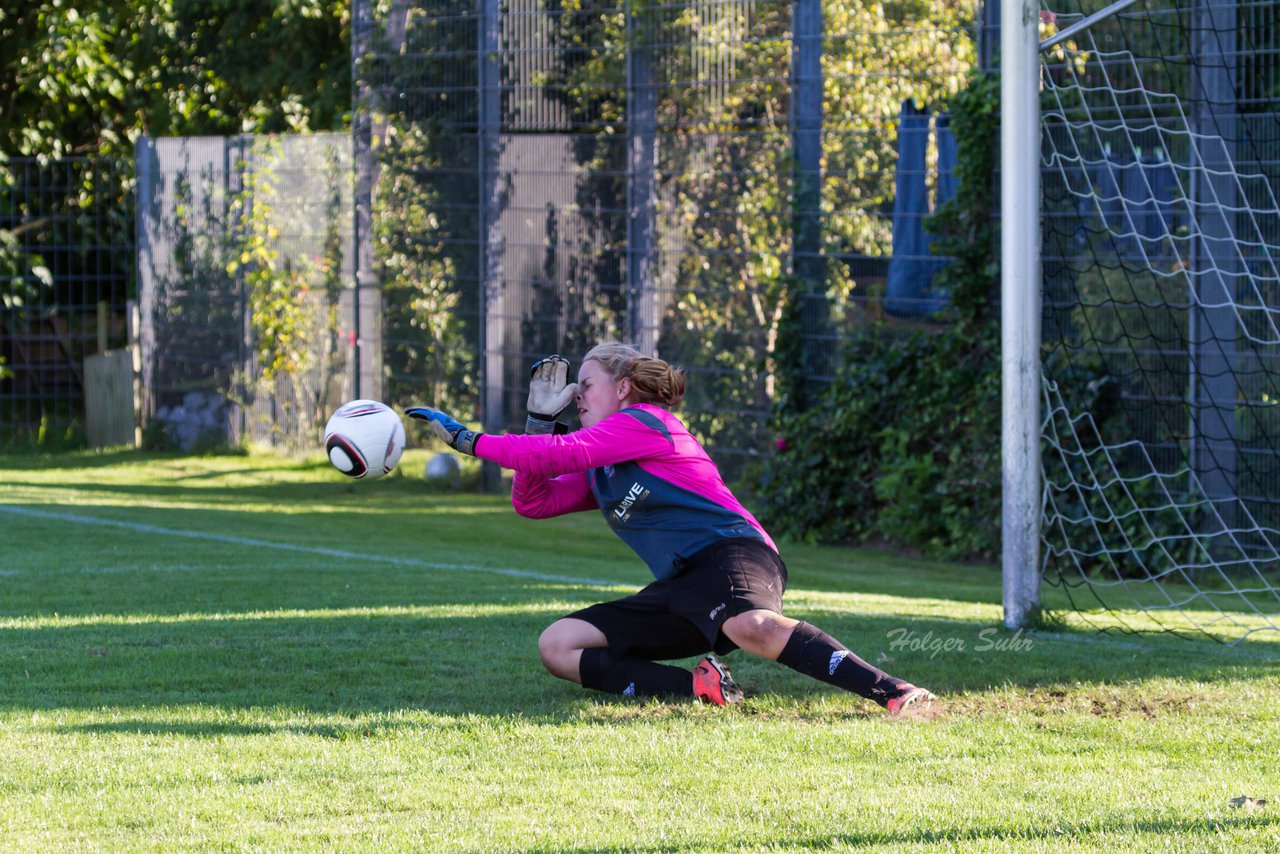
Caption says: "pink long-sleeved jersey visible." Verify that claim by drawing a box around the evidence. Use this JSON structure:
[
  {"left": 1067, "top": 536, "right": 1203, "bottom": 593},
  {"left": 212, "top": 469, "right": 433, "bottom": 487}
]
[{"left": 475, "top": 403, "right": 776, "bottom": 580}]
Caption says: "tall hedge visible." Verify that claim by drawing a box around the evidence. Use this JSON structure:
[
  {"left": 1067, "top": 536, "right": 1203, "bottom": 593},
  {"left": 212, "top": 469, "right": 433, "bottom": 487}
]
[{"left": 756, "top": 72, "right": 1002, "bottom": 559}]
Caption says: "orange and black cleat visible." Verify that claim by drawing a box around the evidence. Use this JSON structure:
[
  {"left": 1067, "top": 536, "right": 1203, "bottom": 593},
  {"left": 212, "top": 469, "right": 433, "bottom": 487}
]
[
  {"left": 886, "top": 684, "right": 937, "bottom": 717},
  {"left": 692, "top": 655, "right": 744, "bottom": 706}
]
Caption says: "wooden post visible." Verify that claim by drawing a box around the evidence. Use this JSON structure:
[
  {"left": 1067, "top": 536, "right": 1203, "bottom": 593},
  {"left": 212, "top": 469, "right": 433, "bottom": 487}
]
[
  {"left": 84, "top": 348, "right": 137, "bottom": 448},
  {"left": 129, "top": 300, "right": 142, "bottom": 447},
  {"left": 97, "top": 301, "right": 109, "bottom": 353}
]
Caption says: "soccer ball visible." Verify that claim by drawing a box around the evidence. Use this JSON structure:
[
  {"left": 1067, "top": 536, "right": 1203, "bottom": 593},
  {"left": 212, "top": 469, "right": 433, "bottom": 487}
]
[
  {"left": 323, "top": 400, "right": 405, "bottom": 479},
  {"left": 425, "top": 451, "right": 461, "bottom": 485}
]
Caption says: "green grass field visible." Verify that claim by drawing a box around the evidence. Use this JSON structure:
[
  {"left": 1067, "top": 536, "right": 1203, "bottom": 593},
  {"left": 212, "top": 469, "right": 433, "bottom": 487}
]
[{"left": 1, "top": 449, "right": 1277, "bottom": 851}]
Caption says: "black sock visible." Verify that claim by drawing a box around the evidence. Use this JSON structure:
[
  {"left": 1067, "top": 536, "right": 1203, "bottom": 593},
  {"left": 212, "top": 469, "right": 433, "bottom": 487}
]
[
  {"left": 578, "top": 648, "right": 692, "bottom": 698},
  {"left": 776, "top": 622, "right": 907, "bottom": 706}
]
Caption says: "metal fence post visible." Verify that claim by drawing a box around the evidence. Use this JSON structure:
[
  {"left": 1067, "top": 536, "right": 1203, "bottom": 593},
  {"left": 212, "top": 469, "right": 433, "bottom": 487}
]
[
  {"left": 478, "top": 0, "right": 503, "bottom": 489},
  {"left": 230, "top": 135, "right": 250, "bottom": 444},
  {"left": 979, "top": 0, "right": 1000, "bottom": 75},
  {"left": 135, "top": 136, "right": 157, "bottom": 429},
  {"left": 791, "top": 0, "right": 824, "bottom": 397},
  {"left": 627, "top": 0, "right": 658, "bottom": 355},
  {"left": 352, "top": 0, "right": 374, "bottom": 404},
  {"left": 1190, "top": 0, "right": 1239, "bottom": 532}
]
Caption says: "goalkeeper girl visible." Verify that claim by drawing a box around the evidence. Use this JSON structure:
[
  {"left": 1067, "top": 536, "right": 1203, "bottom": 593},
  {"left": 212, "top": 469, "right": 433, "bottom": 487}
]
[{"left": 409, "top": 343, "right": 935, "bottom": 715}]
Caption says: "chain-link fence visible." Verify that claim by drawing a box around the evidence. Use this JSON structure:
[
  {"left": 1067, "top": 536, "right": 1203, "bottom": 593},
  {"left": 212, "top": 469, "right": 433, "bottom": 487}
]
[
  {"left": 135, "top": 134, "right": 356, "bottom": 451},
  {"left": 1040, "top": 0, "right": 1280, "bottom": 536},
  {"left": 4, "top": 1, "right": 992, "bottom": 465},
  {"left": 1, "top": 157, "right": 134, "bottom": 446},
  {"left": 358, "top": 0, "right": 988, "bottom": 475}
]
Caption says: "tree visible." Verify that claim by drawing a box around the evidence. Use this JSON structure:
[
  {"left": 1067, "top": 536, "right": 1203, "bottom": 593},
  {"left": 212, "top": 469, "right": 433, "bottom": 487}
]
[
  {"left": 1, "top": 1, "right": 350, "bottom": 304},
  {"left": 533, "top": 0, "right": 975, "bottom": 469},
  {"left": 1, "top": 1, "right": 352, "bottom": 440},
  {"left": 1, "top": 1, "right": 350, "bottom": 157}
]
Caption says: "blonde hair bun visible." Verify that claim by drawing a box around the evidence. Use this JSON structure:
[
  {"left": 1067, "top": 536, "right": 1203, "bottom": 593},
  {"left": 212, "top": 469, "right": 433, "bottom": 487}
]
[{"left": 583, "top": 342, "right": 686, "bottom": 407}]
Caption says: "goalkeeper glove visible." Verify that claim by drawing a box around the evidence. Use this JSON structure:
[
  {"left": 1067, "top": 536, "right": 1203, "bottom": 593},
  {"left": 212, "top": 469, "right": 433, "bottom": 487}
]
[
  {"left": 526, "top": 355, "right": 579, "bottom": 435},
  {"left": 405, "top": 406, "right": 481, "bottom": 456}
]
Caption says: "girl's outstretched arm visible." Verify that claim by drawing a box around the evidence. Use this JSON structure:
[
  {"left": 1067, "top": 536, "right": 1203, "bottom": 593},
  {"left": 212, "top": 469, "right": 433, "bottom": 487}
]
[
  {"left": 510, "top": 469, "right": 597, "bottom": 518},
  {"left": 476, "top": 408, "right": 673, "bottom": 478}
]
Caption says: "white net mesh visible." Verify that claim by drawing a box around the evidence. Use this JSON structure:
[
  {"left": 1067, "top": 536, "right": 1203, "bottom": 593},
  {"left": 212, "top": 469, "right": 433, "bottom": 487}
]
[{"left": 1038, "top": 0, "right": 1280, "bottom": 641}]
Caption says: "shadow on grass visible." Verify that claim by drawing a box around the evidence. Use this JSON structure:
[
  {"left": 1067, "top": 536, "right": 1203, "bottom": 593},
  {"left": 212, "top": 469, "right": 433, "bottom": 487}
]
[
  {"left": 4, "top": 609, "right": 580, "bottom": 721},
  {"left": 4, "top": 603, "right": 1276, "bottom": 736},
  {"left": 53, "top": 718, "right": 436, "bottom": 740},
  {"left": 2, "top": 470, "right": 463, "bottom": 505},
  {"left": 0, "top": 448, "right": 250, "bottom": 471},
  {"left": 514, "top": 814, "right": 1280, "bottom": 852},
  {"left": 3, "top": 492, "right": 1277, "bottom": 732}
]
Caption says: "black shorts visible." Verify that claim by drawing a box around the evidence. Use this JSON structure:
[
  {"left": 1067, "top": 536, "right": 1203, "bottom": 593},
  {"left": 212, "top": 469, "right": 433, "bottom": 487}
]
[{"left": 567, "top": 537, "right": 788, "bottom": 660}]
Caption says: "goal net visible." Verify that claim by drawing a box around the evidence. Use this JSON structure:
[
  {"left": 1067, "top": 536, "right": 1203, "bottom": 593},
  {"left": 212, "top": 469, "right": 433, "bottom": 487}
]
[{"left": 1038, "top": 0, "right": 1280, "bottom": 641}]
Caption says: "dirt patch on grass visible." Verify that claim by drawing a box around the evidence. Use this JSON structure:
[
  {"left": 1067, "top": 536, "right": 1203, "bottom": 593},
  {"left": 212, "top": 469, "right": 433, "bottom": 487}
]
[
  {"left": 946, "top": 685, "right": 1214, "bottom": 719},
  {"left": 571, "top": 683, "right": 1234, "bottom": 724}
]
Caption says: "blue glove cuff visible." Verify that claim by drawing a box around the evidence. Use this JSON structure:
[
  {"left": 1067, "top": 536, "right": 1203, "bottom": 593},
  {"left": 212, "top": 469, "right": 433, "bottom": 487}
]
[{"left": 455, "top": 429, "right": 480, "bottom": 456}]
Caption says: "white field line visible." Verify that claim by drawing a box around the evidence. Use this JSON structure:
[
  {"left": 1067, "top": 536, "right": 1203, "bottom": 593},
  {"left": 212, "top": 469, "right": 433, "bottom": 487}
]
[{"left": 0, "top": 504, "right": 620, "bottom": 588}]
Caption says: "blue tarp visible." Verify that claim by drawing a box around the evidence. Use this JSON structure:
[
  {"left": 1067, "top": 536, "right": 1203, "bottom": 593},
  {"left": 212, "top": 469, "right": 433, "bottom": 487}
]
[
  {"left": 1087, "top": 147, "right": 1181, "bottom": 255},
  {"left": 886, "top": 101, "right": 957, "bottom": 318},
  {"left": 1123, "top": 151, "right": 1180, "bottom": 243}
]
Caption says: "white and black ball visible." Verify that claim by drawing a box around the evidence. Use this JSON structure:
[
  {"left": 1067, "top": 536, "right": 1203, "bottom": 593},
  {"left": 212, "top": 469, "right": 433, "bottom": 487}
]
[
  {"left": 425, "top": 451, "right": 462, "bottom": 485},
  {"left": 323, "top": 400, "right": 405, "bottom": 479}
]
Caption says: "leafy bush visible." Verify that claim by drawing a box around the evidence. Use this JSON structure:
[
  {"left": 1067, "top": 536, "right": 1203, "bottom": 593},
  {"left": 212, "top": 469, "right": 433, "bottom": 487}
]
[
  {"left": 760, "top": 323, "right": 1001, "bottom": 558},
  {"left": 756, "top": 73, "right": 1001, "bottom": 559}
]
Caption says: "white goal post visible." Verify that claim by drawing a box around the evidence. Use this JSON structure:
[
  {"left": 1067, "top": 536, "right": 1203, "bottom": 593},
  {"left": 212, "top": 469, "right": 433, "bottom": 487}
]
[
  {"left": 1002, "top": 0, "right": 1048, "bottom": 629},
  {"left": 1003, "top": 0, "right": 1140, "bottom": 629}
]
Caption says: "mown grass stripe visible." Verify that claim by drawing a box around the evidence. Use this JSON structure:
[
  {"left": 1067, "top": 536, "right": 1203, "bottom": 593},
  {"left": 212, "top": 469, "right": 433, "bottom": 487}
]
[{"left": 0, "top": 503, "right": 617, "bottom": 588}]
